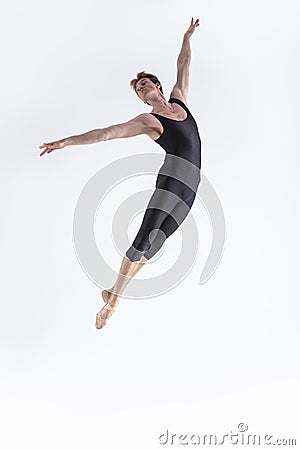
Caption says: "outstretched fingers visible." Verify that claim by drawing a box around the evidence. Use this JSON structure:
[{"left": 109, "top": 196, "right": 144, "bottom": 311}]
[
  {"left": 186, "top": 17, "right": 200, "bottom": 36},
  {"left": 38, "top": 139, "right": 66, "bottom": 156}
]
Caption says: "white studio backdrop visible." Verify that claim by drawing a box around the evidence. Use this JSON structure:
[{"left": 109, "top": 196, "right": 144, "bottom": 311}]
[{"left": 1, "top": 0, "right": 299, "bottom": 449}]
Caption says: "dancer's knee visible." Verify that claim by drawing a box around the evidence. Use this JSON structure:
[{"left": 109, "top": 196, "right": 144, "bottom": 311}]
[
  {"left": 143, "top": 229, "right": 167, "bottom": 260},
  {"left": 126, "top": 229, "right": 166, "bottom": 262},
  {"left": 125, "top": 236, "right": 151, "bottom": 262}
]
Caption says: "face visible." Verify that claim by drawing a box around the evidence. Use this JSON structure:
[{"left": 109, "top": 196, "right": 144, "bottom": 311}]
[{"left": 135, "top": 77, "right": 160, "bottom": 103}]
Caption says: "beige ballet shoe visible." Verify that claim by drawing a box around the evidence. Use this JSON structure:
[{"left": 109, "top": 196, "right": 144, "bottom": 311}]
[
  {"left": 95, "top": 301, "right": 116, "bottom": 329},
  {"left": 102, "top": 289, "right": 110, "bottom": 304},
  {"left": 101, "top": 289, "right": 120, "bottom": 307}
]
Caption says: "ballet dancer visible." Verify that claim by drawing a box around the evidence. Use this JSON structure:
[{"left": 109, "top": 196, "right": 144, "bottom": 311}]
[{"left": 39, "top": 17, "right": 201, "bottom": 330}]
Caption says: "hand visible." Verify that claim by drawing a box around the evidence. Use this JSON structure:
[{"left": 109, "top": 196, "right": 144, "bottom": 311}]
[
  {"left": 39, "top": 138, "right": 67, "bottom": 156},
  {"left": 184, "top": 17, "right": 200, "bottom": 39}
]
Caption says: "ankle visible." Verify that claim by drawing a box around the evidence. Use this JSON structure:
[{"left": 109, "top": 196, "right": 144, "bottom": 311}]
[{"left": 108, "top": 292, "right": 120, "bottom": 307}]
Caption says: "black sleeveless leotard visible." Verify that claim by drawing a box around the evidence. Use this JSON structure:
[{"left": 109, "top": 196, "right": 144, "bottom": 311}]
[{"left": 125, "top": 97, "right": 201, "bottom": 262}]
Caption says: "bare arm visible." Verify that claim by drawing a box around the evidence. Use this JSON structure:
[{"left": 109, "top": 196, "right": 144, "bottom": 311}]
[
  {"left": 170, "top": 17, "right": 200, "bottom": 102},
  {"left": 39, "top": 114, "right": 149, "bottom": 156}
]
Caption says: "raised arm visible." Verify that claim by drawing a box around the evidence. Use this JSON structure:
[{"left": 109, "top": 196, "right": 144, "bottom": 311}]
[
  {"left": 170, "top": 17, "right": 200, "bottom": 102},
  {"left": 39, "top": 114, "right": 150, "bottom": 156}
]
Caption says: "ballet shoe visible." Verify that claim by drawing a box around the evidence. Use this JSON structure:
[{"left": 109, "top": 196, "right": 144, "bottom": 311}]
[
  {"left": 101, "top": 289, "right": 120, "bottom": 307},
  {"left": 102, "top": 289, "right": 110, "bottom": 304},
  {"left": 95, "top": 302, "right": 116, "bottom": 330}
]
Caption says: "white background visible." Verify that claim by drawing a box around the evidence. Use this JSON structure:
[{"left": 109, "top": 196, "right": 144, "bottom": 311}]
[{"left": 1, "top": 0, "right": 299, "bottom": 448}]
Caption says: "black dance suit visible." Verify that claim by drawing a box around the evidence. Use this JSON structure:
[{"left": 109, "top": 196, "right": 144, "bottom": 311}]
[{"left": 125, "top": 97, "right": 201, "bottom": 261}]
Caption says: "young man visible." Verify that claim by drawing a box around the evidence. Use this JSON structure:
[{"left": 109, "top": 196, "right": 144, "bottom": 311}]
[{"left": 39, "top": 18, "right": 201, "bottom": 330}]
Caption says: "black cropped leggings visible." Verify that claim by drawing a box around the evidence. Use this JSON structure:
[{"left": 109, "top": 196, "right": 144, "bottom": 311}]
[{"left": 125, "top": 174, "right": 199, "bottom": 262}]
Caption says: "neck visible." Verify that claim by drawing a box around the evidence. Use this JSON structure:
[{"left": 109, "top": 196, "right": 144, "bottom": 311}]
[{"left": 147, "top": 93, "right": 172, "bottom": 113}]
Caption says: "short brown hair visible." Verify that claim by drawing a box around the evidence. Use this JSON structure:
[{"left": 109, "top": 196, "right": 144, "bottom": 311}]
[{"left": 130, "top": 71, "right": 164, "bottom": 98}]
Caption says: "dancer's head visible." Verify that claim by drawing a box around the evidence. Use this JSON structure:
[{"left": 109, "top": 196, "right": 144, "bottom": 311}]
[{"left": 130, "top": 71, "right": 164, "bottom": 105}]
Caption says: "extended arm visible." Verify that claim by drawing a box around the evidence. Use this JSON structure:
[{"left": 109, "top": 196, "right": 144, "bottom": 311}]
[
  {"left": 170, "top": 17, "right": 200, "bottom": 101},
  {"left": 66, "top": 114, "right": 149, "bottom": 144},
  {"left": 39, "top": 114, "right": 149, "bottom": 156}
]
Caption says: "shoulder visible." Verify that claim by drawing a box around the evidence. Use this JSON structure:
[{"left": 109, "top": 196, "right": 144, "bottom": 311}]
[
  {"left": 132, "top": 112, "right": 155, "bottom": 126},
  {"left": 133, "top": 112, "right": 160, "bottom": 128},
  {"left": 133, "top": 113, "right": 163, "bottom": 142},
  {"left": 169, "top": 86, "right": 188, "bottom": 107},
  {"left": 127, "top": 112, "right": 164, "bottom": 129}
]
